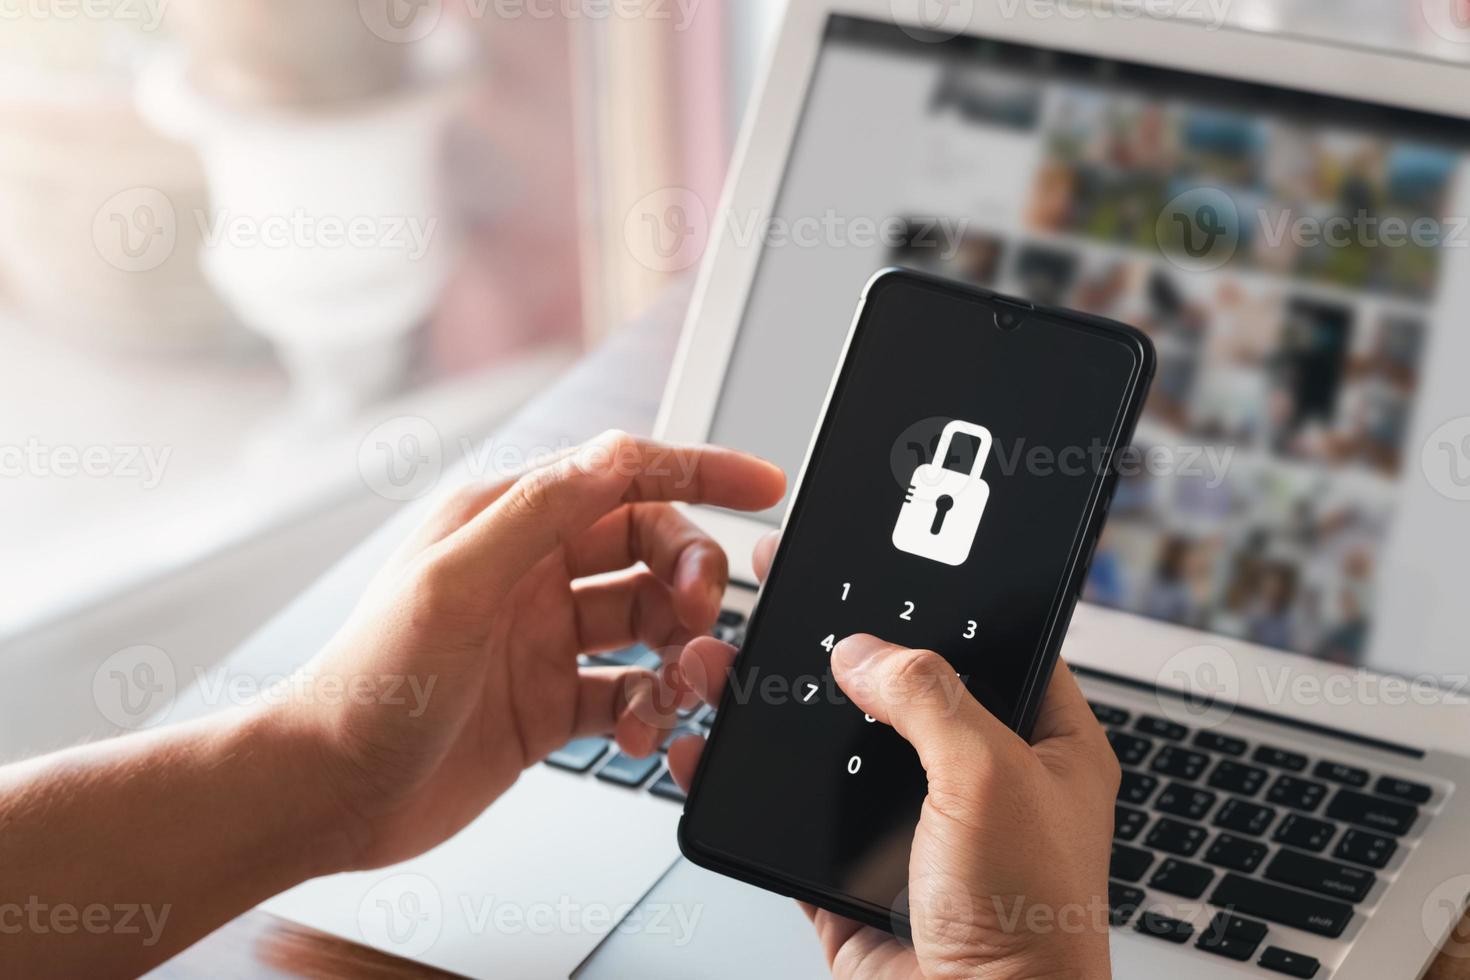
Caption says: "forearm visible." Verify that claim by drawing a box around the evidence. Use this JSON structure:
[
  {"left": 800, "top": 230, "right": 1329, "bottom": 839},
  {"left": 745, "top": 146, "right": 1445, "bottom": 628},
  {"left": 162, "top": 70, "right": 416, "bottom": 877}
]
[{"left": 0, "top": 707, "right": 352, "bottom": 978}]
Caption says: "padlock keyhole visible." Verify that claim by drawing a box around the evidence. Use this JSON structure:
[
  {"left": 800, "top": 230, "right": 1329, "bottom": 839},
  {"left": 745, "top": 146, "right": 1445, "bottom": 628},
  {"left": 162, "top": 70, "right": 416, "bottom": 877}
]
[{"left": 931, "top": 495, "right": 955, "bottom": 535}]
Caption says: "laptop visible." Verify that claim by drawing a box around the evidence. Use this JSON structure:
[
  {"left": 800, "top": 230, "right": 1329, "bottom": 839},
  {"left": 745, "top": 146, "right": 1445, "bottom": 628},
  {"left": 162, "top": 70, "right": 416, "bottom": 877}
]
[
  {"left": 172, "top": 5, "right": 1470, "bottom": 979},
  {"left": 589, "top": 5, "right": 1470, "bottom": 979}
]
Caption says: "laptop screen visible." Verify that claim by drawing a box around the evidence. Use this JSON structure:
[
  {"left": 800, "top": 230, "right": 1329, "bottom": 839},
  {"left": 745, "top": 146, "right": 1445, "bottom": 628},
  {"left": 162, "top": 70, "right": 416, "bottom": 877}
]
[{"left": 707, "top": 15, "right": 1470, "bottom": 680}]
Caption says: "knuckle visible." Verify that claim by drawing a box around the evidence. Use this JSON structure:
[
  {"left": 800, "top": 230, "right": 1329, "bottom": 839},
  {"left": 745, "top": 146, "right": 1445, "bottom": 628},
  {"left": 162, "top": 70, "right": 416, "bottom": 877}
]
[
  {"left": 925, "top": 765, "right": 994, "bottom": 827},
  {"left": 886, "top": 648, "right": 954, "bottom": 706},
  {"left": 1096, "top": 748, "right": 1123, "bottom": 797},
  {"left": 403, "top": 556, "right": 466, "bottom": 629},
  {"left": 504, "top": 463, "right": 565, "bottom": 518},
  {"left": 436, "top": 481, "right": 491, "bottom": 525}
]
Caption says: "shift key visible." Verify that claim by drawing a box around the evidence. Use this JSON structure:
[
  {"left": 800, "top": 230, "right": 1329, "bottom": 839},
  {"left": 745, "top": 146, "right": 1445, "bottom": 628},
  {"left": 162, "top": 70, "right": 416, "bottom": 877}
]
[{"left": 1210, "top": 874, "right": 1353, "bottom": 938}]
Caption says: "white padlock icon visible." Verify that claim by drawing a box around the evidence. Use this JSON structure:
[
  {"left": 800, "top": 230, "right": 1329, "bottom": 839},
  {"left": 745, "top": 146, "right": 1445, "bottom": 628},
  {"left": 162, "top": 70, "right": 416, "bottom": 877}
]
[{"left": 892, "top": 419, "right": 993, "bottom": 566}]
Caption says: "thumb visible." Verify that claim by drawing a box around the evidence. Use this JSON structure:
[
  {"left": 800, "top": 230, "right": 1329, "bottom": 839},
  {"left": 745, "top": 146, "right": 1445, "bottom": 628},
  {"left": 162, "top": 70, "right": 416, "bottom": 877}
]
[{"left": 831, "top": 635, "right": 1024, "bottom": 780}]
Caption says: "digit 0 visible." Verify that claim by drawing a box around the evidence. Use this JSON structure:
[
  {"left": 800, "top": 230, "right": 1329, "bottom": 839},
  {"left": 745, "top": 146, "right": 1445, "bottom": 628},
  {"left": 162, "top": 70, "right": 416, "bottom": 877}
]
[{"left": 847, "top": 755, "right": 862, "bottom": 775}]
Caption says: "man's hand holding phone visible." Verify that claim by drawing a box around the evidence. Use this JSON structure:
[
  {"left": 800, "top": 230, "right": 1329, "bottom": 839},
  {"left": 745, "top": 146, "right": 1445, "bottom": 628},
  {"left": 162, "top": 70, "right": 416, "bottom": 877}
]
[{"left": 668, "top": 532, "right": 1121, "bottom": 980}]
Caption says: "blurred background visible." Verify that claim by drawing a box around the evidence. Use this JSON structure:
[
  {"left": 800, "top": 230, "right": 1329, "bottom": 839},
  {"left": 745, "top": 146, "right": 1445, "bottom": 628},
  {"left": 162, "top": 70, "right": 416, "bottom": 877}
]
[
  {"left": 5, "top": 0, "right": 1470, "bottom": 757},
  {"left": 0, "top": 0, "right": 784, "bottom": 753}
]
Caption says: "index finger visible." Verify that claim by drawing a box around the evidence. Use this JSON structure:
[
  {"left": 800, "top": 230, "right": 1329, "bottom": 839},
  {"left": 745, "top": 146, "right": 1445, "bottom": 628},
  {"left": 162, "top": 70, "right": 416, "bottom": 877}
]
[
  {"left": 1029, "top": 659, "right": 1104, "bottom": 746},
  {"left": 439, "top": 431, "right": 785, "bottom": 597}
]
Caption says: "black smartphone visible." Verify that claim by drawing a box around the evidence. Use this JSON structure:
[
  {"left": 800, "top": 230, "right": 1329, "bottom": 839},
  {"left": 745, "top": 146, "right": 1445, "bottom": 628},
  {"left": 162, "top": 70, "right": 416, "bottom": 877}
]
[{"left": 679, "top": 268, "right": 1155, "bottom": 932}]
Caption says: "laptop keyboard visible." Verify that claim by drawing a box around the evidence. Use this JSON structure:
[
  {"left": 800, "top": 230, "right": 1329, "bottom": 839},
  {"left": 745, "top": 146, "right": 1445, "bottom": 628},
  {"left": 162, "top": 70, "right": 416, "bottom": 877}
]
[
  {"left": 545, "top": 612, "right": 1442, "bottom": 978},
  {"left": 542, "top": 608, "right": 746, "bottom": 802},
  {"left": 1094, "top": 699, "right": 1437, "bottom": 977}
]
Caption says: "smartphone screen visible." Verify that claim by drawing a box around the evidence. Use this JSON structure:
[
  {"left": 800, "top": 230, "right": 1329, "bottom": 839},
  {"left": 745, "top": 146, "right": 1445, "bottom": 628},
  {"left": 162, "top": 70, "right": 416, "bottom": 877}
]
[{"left": 681, "top": 270, "right": 1153, "bottom": 925}]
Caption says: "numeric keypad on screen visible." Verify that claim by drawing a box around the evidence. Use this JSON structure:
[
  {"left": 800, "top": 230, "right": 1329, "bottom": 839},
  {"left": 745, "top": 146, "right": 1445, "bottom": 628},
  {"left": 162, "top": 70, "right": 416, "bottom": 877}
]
[{"left": 811, "top": 579, "right": 979, "bottom": 779}]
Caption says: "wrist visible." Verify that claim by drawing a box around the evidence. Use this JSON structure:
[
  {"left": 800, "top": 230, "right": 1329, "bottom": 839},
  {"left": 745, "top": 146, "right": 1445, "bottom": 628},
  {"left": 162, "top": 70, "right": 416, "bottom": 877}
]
[{"left": 227, "top": 704, "right": 369, "bottom": 881}]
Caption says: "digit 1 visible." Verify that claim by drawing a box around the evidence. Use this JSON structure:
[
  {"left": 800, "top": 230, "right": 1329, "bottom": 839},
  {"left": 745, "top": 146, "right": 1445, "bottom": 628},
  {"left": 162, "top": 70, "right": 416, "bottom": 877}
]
[
  {"left": 847, "top": 755, "right": 862, "bottom": 775},
  {"left": 841, "top": 582, "right": 851, "bottom": 601}
]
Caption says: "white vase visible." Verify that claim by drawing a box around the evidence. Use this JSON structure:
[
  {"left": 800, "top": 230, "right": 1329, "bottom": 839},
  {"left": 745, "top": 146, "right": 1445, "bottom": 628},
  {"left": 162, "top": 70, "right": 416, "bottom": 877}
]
[{"left": 136, "top": 42, "right": 475, "bottom": 422}]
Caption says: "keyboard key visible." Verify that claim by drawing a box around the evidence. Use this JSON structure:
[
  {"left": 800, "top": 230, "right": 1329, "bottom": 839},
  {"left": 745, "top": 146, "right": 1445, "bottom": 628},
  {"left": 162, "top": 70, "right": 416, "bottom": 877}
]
[
  {"left": 1267, "top": 775, "right": 1328, "bottom": 813},
  {"left": 1214, "top": 798, "right": 1276, "bottom": 837},
  {"left": 595, "top": 752, "right": 660, "bottom": 787},
  {"left": 1273, "top": 813, "right": 1336, "bottom": 853},
  {"left": 1313, "top": 760, "right": 1369, "bottom": 788},
  {"left": 1090, "top": 701, "right": 1131, "bottom": 726},
  {"left": 596, "top": 644, "right": 662, "bottom": 668},
  {"left": 1110, "top": 843, "right": 1155, "bottom": 882},
  {"left": 1119, "top": 770, "right": 1159, "bottom": 805},
  {"left": 1196, "top": 911, "right": 1267, "bottom": 962},
  {"left": 1136, "top": 715, "right": 1188, "bottom": 741},
  {"left": 1266, "top": 849, "right": 1376, "bottom": 903},
  {"left": 1375, "top": 775, "right": 1432, "bottom": 805},
  {"left": 1194, "top": 731, "right": 1247, "bottom": 756},
  {"left": 1335, "top": 828, "right": 1397, "bottom": 869},
  {"left": 659, "top": 725, "right": 702, "bottom": 752},
  {"left": 1152, "top": 746, "right": 1210, "bottom": 781},
  {"left": 1150, "top": 858, "right": 1215, "bottom": 899},
  {"left": 1259, "top": 946, "right": 1321, "bottom": 978},
  {"left": 1146, "top": 818, "right": 1208, "bottom": 857},
  {"left": 546, "top": 737, "right": 610, "bottom": 773},
  {"left": 1109, "top": 731, "right": 1154, "bottom": 767},
  {"left": 649, "top": 769, "right": 686, "bottom": 802},
  {"left": 1205, "top": 833, "right": 1267, "bottom": 873},
  {"left": 714, "top": 610, "right": 746, "bottom": 644},
  {"left": 1107, "top": 882, "right": 1146, "bottom": 927},
  {"left": 1326, "top": 788, "right": 1419, "bottom": 836},
  {"left": 1114, "top": 805, "right": 1148, "bottom": 842},
  {"left": 1208, "top": 761, "right": 1268, "bottom": 796},
  {"left": 1134, "top": 910, "right": 1193, "bottom": 944},
  {"left": 1210, "top": 874, "right": 1353, "bottom": 938},
  {"left": 1253, "top": 745, "right": 1308, "bottom": 772},
  {"left": 1156, "top": 783, "right": 1217, "bottom": 821}
]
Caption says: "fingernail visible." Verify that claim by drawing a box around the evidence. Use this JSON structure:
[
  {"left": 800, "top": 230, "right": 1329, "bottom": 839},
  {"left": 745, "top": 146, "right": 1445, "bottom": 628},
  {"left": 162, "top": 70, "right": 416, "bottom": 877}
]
[{"left": 831, "top": 635, "right": 875, "bottom": 672}]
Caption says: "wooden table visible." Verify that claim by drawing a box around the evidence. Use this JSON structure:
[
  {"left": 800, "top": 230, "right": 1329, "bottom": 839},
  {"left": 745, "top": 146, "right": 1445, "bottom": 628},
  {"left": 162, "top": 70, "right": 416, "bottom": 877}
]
[{"left": 150, "top": 293, "right": 1470, "bottom": 978}]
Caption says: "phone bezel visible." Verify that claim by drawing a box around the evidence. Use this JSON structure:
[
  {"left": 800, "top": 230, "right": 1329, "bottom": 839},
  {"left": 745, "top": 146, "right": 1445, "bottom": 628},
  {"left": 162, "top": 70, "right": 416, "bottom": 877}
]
[{"left": 678, "top": 268, "right": 1157, "bottom": 933}]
